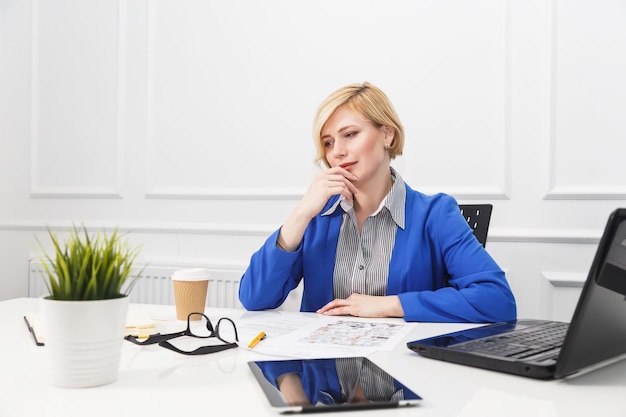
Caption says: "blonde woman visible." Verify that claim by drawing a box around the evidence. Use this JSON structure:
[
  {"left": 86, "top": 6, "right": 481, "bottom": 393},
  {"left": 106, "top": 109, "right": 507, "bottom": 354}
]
[{"left": 239, "top": 82, "right": 516, "bottom": 323}]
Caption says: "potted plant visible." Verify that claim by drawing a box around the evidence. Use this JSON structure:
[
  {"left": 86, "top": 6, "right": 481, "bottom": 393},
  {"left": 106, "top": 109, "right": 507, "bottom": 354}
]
[{"left": 36, "top": 224, "right": 144, "bottom": 388}]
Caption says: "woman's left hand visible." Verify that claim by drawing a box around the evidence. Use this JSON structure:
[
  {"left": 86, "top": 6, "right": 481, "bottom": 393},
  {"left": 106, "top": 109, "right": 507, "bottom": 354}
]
[{"left": 316, "top": 294, "right": 404, "bottom": 318}]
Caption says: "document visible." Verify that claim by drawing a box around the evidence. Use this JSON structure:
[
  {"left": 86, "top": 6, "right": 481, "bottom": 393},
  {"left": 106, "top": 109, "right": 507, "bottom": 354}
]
[{"left": 237, "top": 311, "right": 415, "bottom": 358}]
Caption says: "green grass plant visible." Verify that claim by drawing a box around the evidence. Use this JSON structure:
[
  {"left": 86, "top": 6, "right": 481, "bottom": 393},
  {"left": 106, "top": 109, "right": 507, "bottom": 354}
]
[{"left": 36, "top": 225, "right": 144, "bottom": 300}]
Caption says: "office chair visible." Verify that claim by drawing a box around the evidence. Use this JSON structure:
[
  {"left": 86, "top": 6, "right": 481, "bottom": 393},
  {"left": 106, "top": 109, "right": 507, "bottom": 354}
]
[{"left": 458, "top": 204, "right": 493, "bottom": 247}]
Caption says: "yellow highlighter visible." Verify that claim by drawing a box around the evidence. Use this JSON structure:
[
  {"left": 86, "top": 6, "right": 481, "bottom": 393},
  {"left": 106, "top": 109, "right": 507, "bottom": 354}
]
[{"left": 248, "top": 331, "right": 266, "bottom": 348}]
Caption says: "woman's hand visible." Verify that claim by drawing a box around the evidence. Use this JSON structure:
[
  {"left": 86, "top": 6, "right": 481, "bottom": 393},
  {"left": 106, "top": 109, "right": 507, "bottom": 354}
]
[
  {"left": 296, "top": 167, "right": 359, "bottom": 220},
  {"left": 316, "top": 294, "right": 404, "bottom": 318},
  {"left": 277, "top": 167, "right": 359, "bottom": 251}
]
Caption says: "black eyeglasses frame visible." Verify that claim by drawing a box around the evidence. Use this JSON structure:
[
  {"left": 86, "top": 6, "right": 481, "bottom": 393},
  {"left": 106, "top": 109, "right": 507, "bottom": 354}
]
[{"left": 125, "top": 312, "right": 239, "bottom": 355}]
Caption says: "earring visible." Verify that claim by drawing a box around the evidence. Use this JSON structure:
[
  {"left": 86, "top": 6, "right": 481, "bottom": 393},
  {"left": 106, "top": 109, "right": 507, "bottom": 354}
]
[{"left": 385, "top": 143, "right": 391, "bottom": 149}]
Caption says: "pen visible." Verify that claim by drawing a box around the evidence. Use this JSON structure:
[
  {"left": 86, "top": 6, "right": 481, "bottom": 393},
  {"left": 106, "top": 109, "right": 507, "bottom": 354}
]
[
  {"left": 248, "top": 331, "right": 266, "bottom": 348},
  {"left": 23, "top": 315, "right": 44, "bottom": 346}
]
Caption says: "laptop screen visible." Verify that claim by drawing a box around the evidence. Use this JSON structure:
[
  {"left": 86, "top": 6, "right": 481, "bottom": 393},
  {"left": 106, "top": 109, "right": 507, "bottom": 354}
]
[{"left": 555, "top": 210, "right": 626, "bottom": 378}]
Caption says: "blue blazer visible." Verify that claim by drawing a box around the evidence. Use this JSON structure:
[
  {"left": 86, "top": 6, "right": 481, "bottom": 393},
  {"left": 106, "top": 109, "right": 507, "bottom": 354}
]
[{"left": 239, "top": 184, "right": 516, "bottom": 323}]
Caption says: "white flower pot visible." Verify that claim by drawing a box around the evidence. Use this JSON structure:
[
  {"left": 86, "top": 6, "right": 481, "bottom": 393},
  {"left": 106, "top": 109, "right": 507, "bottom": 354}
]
[{"left": 40, "top": 296, "right": 130, "bottom": 388}]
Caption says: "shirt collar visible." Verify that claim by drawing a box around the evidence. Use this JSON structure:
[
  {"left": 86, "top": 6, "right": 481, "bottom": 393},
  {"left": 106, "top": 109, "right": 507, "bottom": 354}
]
[{"left": 321, "top": 167, "right": 406, "bottom": 229}]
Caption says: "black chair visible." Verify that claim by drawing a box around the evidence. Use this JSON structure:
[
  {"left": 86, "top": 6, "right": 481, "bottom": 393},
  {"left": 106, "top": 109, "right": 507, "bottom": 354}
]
[{"left": 458, "top": 204, "right": 493, "bottom": 247}]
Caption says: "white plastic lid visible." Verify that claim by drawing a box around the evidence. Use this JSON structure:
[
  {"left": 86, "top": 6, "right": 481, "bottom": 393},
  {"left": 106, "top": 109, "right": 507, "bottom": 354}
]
[{"left": 171, "top": 268, "right": 210, "bottom": 281}]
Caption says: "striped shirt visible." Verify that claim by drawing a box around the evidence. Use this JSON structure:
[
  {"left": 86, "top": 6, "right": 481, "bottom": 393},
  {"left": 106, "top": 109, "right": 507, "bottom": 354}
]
[{"left": 322, "top": 167, "right": 406, "bottom": 299}]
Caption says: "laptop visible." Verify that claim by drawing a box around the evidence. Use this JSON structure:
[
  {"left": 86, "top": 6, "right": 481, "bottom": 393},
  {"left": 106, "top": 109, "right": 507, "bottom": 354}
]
[
  {"left": 248, "top": 357, "right": 422, "bottom": 413},
  {"left": 407, "top": 208, "right": 626, "bottom": 379}
]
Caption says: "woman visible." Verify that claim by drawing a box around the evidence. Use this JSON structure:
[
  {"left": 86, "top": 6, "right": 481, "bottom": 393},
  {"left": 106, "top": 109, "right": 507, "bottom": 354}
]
[{"left": 238, "top": 82, "right": 516, "bottom": 322}]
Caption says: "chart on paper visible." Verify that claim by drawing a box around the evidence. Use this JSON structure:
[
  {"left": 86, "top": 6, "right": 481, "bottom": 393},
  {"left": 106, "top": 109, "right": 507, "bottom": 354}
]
[
  {"left": 300, "top": 320, "right": 406, "bottom": 347},
  {"left": 237, "top": 311, "right": 415, "bottom": 358}
]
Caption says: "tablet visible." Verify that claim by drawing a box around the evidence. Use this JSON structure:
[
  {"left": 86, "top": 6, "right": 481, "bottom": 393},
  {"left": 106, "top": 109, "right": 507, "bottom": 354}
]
[{"left": 248, "top": 357, "right": 422, "bottom": 413}]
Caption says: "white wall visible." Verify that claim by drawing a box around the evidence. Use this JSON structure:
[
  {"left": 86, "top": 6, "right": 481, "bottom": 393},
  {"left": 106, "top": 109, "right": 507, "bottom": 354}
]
[{"left": 1, "top": 0, "right": 625, "bottom": 320}]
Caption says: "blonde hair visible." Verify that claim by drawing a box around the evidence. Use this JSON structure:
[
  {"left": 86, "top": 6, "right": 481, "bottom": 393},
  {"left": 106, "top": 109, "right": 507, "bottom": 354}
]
[{"left": 312, "top": 82, "right": 404, "bottom": 168}]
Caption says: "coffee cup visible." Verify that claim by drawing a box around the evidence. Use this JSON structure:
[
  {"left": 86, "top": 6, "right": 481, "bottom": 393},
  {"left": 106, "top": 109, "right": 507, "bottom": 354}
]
[{"left": 171, "top": 268, "right": 210, "bottom": 321}]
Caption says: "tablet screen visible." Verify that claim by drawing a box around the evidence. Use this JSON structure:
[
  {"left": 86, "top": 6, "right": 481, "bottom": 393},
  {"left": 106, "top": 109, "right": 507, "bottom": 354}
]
[{"left": 248, "top": 357, "right": 422, "bottom": 413}]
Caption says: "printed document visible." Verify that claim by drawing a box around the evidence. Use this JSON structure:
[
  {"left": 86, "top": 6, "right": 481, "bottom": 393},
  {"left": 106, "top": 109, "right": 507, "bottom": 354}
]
[{"left": 236, "top": 310, "right": 415, "bottom": 358}]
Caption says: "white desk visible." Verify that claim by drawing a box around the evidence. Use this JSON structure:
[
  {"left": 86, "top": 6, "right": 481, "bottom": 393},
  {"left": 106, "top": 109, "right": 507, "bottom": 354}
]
[{"left": 2, "top": 297, "right": 625, "bottom": 417}]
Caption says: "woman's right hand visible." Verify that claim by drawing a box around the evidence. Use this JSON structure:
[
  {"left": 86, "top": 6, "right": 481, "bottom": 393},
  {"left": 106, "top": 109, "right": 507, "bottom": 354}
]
[
  {"left": 277, "top": 167, "right": 359, "bottom": 252},
  {"left": 296, "top": 167, "right": 359, "bottom": 220}
]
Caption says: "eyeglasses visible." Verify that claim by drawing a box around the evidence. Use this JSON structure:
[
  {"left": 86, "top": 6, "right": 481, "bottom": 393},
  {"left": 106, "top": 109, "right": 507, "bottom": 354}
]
[{"left": 125, "top": 312, "right": 239, "bottom": 355}]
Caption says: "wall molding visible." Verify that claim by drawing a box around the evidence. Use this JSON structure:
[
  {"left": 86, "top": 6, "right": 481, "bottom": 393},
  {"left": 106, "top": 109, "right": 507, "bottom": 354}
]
[
  {"left": 489, "top": 229, "right": 599, "bottom": 244},
  {"left": 418, "top": 186, "right": 511, "bottom": 201},
  {"left": 545, "top": 186, "right": 626, "bottom": 200},
  {"left": 0, "top": 220, "right": 278, "bottom": 237},
  {"left": 29, "top": 0, "right": 125, "bottom": 199},
  {"left": 145, "top": 186, "right": 511, "bottom": 201},
  {"left": 542, "top": 271, "right": 586, "bottom": 288},
  {"left": 545, "top": 0, "right": 626, "bottom": 201},
  {"left": 0, "top": 220, "right": 602, "bottom": 244},
  {"left": 29, "top": 187, "right": 123, "bottom": 199},
  {"left": 143, "top": 1, "right": 514, "bottom": 202},
  {"left": 503, "top": 0, "right": 513, "bottom": 200},
  {"left": 145, "top": 187, "right": 307, "bottom": 200}
]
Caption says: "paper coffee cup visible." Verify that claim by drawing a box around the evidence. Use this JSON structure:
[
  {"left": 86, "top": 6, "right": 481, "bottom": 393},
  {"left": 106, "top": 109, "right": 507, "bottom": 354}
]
[{"left": 171, "top": 268, "right": 210, "bottom": 321}]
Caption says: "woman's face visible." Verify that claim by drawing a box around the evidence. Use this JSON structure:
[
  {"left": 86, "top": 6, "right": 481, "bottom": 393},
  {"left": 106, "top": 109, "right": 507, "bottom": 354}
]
[{"left": 321, "top": 105, "right": 392, "bottom": 185}]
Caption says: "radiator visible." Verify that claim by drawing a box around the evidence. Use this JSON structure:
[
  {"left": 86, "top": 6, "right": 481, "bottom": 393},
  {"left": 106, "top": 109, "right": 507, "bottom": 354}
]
[{"left": 28, "top": 260, "right": 244, "bottom": 309}]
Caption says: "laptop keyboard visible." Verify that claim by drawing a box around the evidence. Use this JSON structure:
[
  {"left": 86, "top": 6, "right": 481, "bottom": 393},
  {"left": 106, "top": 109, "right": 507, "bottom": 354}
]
[{"left": 450, "top": 321, "right": 569, "bottom": 360}]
